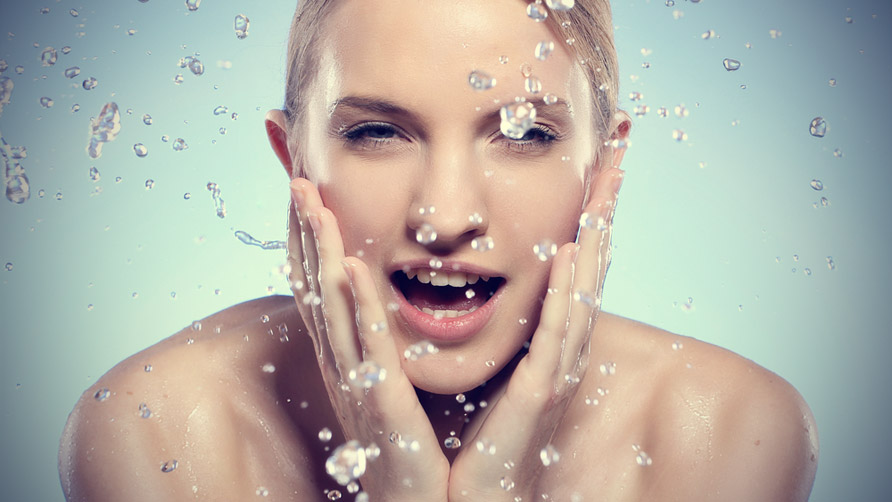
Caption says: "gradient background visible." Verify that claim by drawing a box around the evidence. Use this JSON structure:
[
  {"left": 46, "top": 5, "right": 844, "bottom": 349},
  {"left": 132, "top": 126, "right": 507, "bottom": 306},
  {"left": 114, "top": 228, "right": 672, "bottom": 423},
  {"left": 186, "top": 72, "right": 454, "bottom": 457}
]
[{"left": 1, "top": 0, "right": 889, "bottom": 500}]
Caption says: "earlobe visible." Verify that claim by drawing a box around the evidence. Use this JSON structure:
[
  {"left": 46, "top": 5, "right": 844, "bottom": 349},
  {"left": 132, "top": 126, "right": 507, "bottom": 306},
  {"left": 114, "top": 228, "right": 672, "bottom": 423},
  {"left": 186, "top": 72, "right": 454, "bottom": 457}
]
[{"left": 265, "top": 109, "right": 296, "bottom": 178}]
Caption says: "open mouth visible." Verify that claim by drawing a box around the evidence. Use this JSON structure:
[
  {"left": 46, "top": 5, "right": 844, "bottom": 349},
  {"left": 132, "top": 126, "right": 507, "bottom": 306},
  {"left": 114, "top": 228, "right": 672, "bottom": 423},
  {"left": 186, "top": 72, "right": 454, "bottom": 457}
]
[{"left": 391, "top": 268, "right": 505, "bottom": 318}]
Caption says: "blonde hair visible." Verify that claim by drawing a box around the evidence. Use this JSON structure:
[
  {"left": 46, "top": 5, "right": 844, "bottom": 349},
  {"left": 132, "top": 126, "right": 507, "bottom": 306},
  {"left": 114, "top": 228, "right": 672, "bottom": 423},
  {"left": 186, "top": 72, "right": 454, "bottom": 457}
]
[{"left": 283, "top": 1, "right": 620, "bottom": 152}]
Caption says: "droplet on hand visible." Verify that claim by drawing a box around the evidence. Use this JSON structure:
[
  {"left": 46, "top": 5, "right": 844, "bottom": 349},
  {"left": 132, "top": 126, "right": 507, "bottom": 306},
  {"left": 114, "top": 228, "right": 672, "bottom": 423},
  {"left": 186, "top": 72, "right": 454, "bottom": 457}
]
[
  {"left": 326, "top": 440, "right": 367, "bottom": 486},
  {"left": 348, "top": 361, "right": 387, "bottom": 389}
]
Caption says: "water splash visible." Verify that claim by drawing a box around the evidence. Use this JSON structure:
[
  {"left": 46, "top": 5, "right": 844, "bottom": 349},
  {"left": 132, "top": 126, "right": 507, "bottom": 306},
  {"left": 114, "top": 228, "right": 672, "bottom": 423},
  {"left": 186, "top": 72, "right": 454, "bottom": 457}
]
[
  {"left": 206, "top": 181, "right": 226, "bottom": 218},
  {"left": 85, "top": 102, "right": 121, "bottom": 159},
  {"left": 234, "top": 230, "right": 286, "bottom": 250}
]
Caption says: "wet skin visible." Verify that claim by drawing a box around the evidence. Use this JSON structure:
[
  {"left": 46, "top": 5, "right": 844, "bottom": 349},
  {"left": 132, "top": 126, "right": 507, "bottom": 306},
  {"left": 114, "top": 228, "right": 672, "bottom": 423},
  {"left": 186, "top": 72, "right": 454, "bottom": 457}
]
[{"left": 59, "top": 0, "right": 818, "bottom": 500}]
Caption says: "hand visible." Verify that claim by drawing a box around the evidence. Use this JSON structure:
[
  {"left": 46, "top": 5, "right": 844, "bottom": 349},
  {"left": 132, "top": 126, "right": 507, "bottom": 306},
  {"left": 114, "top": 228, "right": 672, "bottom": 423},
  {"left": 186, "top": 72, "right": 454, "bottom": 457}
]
[
  {"left": 287, "top": 178, "right": 450, "bottom": 501},
  {"left": 447, "top": 167, "right": 625, "bottom": 501}
]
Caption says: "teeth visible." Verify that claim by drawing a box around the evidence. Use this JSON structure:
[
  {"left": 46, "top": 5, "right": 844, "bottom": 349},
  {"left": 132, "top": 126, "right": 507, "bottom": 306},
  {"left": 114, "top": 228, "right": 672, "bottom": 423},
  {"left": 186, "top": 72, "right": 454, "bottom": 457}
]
[
  {"left": 406, "top": 269, "right": 490, "bottom": 288},
  {"left": 420, "top": 306, "right": 479, "bottom": 318}
]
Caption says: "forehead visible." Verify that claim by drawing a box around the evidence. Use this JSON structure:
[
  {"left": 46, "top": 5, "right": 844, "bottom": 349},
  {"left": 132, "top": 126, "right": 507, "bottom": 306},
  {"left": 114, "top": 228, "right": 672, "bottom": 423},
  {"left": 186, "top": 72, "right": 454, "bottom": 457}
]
[{"left": 316, "top": 0, "right": 585, "bottom": 113}]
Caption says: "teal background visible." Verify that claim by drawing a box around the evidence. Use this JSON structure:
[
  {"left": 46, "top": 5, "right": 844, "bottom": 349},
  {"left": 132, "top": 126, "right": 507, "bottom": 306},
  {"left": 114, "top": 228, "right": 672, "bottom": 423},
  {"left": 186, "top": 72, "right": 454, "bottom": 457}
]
[{"left": 1, "top": 0, "right": 889, "bottom": 500}]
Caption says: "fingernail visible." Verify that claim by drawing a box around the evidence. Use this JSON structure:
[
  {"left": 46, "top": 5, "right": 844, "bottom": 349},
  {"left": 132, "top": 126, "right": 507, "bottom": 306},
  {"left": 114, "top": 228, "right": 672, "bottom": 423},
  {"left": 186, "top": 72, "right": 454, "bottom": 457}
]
[
  {"left": 341, "top": 260, "right": 355, "bottom": 284},
  {"left": 307, "top": 211, "right": 321, "bottom": 233},
  {"left": 611, "top": 169, "right": 625, "bottom": 196},
  {"left": 290, "top": 179, "right": 305, "bottom": 208}
]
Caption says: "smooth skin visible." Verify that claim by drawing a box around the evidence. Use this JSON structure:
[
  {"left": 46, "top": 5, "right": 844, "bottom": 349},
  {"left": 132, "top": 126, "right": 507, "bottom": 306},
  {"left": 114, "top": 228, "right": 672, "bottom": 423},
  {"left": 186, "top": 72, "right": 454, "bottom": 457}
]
[{"left": 59, "top": 1, "right": 818, "bottom": 500}]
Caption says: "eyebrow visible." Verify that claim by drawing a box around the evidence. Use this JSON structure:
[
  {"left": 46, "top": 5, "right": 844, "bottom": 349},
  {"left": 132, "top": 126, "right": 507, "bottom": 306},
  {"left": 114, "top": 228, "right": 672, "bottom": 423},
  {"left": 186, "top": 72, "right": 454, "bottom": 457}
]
[{"left": 328, "top": 96, "right": 416, "bottom": 119}]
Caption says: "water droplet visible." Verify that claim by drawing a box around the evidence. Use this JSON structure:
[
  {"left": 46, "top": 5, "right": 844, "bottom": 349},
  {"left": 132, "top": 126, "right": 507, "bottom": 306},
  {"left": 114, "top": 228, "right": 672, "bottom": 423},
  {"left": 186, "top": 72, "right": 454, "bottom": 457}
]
[
  {"left": 475, "top": 438, "right": 497, "bottom": 455},
  {"left": 86, "top": 102, "right": 121, "bottom": 159},
  {"left": 828, "top": 78, "right": 837, "bottom": 87},
  {"left": 127, "top": 28, "right": 137, "bottom": 36},
  {"left": 173, "top": 74, "right": 184, "bottom": 84},
  {"left": 327, "top": 489, "right": 342, "bottom": 500},
  {"left": 40, "top": 47, "right": 58, "bottom": 67},
  {"left": 810, "top": 179, "right": 823, "bottom": 191},
  {"left": 633, "top": 445, "right": 653, "bottom": 466},
  {"left": 234, "top": 14, "right": 250, "bottom": 39},
  {"left": 3, "top": 262, "right": 12, "bottom": 271},
  {"left": 261, "top": 363, "right": 276, "bottom": 374},
  {"left": 628, "top": 91, "right": 642, "bottom": 101},
  {"left": 140, "top": 113, "right": 152, "bottom": 125},
  {"left": 161, "top": 459, "right": 178, "bottom": 473},
  {"left": 38, "top": 96, "right": 53, "bottom": 108},
  {"left": 188, "top": 58, "right": 204, "bottom": 76},
  {"left": 524, "top": 76, "right": 542, "bottom": 94},
  {"left": 826, "top": 256, "right": 835, "bottom": 270},
  {"left": 533, "top": 239, "right": 557, "bottom": 261},
  {"left": 88, "top": 166, "right": 100, "bottom": 182},
  {"left": 231, "top": 112, "right": 238, "bottom": 120},
  {"left": 485, "top": 359, "right": 496, "bottom": 368},
  {"left": 539, "top": 94, "right": 557, "bottom": 107},
  {"left": 256, "top": 487, "right": 269, "bottom": 497},
  {"left": 535, "top": 40, "right": 554, "bottom": 61},
  {"left": 467, "top": 70, "right": 496, "bottom": 92},
  {"left": 138, "top": 403, "right": 152, "bottom": 419},
  {"left": 599, "top": 361, "right": 616, "bottom": 376},
  {"left": 14, "top": 65, "right": 24, "bottom": 75},
  {"left": 144, "top": 364, "right": 153, "bottom": 372},
  {"left": 518, "top": 317, "right": 528, "bottom": 325},
  {"left": 185, "top": 0, "right": 201, "bottom": 12},
  {"left": 665, "top": 0, "right": 675, "bottom": 6},
  {"left": 722, "top": 58, "right": 741, "bottom": 71},
  {"left": 519, "top": 63, "right": 533, "bottom": 78},
  {"left": 173, "top": 138, "right": 188, "bottom": 151},
  {"left": 702, "top": 29, "right": 717, "bottom": 40},
  {"left": 809, "top": 117, "right": 827, "bottom": 138},
  {"left": 93, "top": 388, "right": 110, "bottom": 401},
  {"left": 633, "top": 104, "right": 649, "bottom": 117},
  {"left": 64, "top": 66, "right": 80, "bottom": 79},
  {"left": 526, "top": 2, "right": 548, "bottom": 22},
  {"left": 769, "top": 29, "right": 782, "bottom": 39},
  {"left": 326, "top": 440, "right": 367, "bottom": 486},
  {"left": 444, "top": 437, "right": 461, "bottom": 449},
  {"left": 500, "top": 476, "right": 516, "bottom": 491},
  {"left": 145, "top": 179, "right": 155, "bottom": 189},
  {"left": 348, "top": 361, "right": 387, "bottom": 389},
  {"left": 540, "top": 444, "right": 561, "bottom": 466},
  {"left": 471, "top": 236, "right": 494, "bottom": 252},
  {"left": 213, "top": 105, "right": 228, "bottom": 116},
  {"left": 671, "top": 341, "right": 683, "bottom": 350},
  {"left": 500, "top": 101, "right": 536, "bottom": 139},
  {"left": 456, "top": 393, "right": 466, "bottom": 403},
  {"left": 319, "top": 427, "right": 333, "bottom": 442},
  {"left": 404, "top": 340, "right": 439, "bottom": 361},
  {"left": 61, "top": 46, "right": 72, "bottom": 54},
  {"left": 82, "top": 77, "right": 98, "bottom": 90},
  {"left": 546, "top": 0, "right": 575, "bottom": 10},
  {"left": 416, "top": 223, "right": 437, "bottom": 244},
  {"left": 133, "top": 143, "right": 148, "bottom": 157},
  {"left": 370, "top": 321, "right": 387, "bottom": 332},
  {"left": 674, "top": 104, "right": 689, "bottom": 117},
  {"left": 672, "top": 129, "right": 688, "bottom": 142}
]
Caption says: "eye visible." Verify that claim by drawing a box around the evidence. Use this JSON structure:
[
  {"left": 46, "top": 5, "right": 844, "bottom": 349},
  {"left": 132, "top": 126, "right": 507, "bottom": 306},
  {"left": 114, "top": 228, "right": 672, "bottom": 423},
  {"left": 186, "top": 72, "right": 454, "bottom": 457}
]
[
  {"left": 502, "top": 125, "right": 559, "bottom": 153},
  {"left": 341, "top": 122, "right": 402, "bottom": 148}
]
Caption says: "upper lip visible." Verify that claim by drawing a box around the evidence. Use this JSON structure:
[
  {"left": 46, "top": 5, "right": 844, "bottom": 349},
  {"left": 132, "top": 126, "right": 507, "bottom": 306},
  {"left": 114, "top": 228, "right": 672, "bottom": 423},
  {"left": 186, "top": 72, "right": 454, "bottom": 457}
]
[{"left": 386, "top": 258, "right": 507, "bottom": 281}]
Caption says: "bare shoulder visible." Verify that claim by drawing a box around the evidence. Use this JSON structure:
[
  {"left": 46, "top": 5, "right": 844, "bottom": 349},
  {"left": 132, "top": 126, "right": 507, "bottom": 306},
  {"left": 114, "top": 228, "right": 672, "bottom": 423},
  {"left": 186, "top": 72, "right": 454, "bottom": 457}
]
[
  {"left": 576, "top": 313, "right": 819, "bottom": 501},
  {"left": 59, "top": 296, "right": 330, "bottom": 501}
]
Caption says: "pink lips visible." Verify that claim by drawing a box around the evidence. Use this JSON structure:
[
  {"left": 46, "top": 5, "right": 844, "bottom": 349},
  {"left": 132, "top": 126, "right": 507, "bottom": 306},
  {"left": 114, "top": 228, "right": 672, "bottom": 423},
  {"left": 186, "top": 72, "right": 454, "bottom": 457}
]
[{"left": 389, "top": 260, "right": 504, "bottom": 343}]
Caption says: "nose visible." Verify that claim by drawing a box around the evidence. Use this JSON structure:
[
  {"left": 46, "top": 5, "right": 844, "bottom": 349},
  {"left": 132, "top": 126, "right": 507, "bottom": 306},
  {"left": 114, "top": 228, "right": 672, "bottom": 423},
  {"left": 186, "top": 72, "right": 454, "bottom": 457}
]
[{"left": 406, "top": 146, "right": 488, "bottom": 253}]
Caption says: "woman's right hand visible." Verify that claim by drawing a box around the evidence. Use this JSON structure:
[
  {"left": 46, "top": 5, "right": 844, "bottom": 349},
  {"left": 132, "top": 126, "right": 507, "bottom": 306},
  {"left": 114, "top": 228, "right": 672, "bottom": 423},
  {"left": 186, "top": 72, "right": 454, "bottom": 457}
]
[{"left": 287, "top": 177, "right": 449, "bottom": 501}]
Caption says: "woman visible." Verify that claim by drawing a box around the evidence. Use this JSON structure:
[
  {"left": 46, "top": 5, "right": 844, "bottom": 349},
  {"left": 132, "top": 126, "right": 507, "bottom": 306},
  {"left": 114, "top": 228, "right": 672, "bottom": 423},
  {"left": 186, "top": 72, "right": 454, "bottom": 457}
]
[{"left": 59, "top": 0, "right": 818, "bottom": 500}]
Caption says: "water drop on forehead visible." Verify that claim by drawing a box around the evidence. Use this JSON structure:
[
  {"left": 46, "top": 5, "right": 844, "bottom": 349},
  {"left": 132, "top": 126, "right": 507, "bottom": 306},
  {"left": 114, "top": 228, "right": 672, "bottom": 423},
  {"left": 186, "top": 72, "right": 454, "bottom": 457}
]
[
  {"left": 526, "top": 2, "right": 548, "bottom": 22},
  {"left": 535, "top": 41, "right": 554, "bottom": 61},
  {"left": 722, "top": 58, "right": 741, "bottom": 71},
  {"left": 809, "top": 117, "right": 827, "bottom": 138},
  {"left": 543, "top": 93, "right": 558, "bottom": 105},
  {"left": 546, "top": 0, "right": 575, "bottom": 10},
  {"left": 468, "top": 70, "right": 496, "bottom": 91},
  {"left": 524, "top": 76, "right": 542, "bottom": 94}
]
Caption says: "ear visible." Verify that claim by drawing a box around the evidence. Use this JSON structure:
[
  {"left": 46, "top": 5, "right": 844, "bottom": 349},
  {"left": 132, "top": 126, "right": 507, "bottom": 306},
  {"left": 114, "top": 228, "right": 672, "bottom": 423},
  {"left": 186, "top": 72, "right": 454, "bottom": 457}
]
[{"left": 265, "top": 109, "right": 297, "bottom": 179}]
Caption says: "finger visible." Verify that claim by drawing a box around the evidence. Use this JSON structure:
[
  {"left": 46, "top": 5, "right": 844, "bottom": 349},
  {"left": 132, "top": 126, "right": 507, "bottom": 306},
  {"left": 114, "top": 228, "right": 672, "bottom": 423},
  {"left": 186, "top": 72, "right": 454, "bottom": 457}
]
[
  {"left": 307, "top": 204, "right": 363, "bottom": 374},
  {"left": 561, "top": 168, "right": 624, "bottom": 376},
  {"left": 524, "top": 242, "right": 578, "bottom": 382},
  {"left": 341, "top": 257, "right": 402, "bottom": 372}
]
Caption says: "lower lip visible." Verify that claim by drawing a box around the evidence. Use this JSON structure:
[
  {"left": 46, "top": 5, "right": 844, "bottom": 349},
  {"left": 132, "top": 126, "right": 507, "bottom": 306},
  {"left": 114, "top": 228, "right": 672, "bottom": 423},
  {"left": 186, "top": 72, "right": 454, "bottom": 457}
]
[{"left": 392, "top": 282, "right": 502, "bottom": 343}]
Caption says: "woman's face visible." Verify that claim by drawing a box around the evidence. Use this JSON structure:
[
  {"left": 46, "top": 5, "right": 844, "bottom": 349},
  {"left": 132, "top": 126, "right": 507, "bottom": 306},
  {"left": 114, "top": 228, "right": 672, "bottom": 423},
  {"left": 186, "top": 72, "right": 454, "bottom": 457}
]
[{"left": 298, "top": 0, "right": 602, "bottom": 394}]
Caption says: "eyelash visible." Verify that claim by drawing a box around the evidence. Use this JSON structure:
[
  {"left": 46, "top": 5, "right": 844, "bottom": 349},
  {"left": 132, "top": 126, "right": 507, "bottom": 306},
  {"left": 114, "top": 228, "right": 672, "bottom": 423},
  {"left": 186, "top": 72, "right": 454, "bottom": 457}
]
[{"left": 339, "top": 122, "right": 560, "bottom": 152}]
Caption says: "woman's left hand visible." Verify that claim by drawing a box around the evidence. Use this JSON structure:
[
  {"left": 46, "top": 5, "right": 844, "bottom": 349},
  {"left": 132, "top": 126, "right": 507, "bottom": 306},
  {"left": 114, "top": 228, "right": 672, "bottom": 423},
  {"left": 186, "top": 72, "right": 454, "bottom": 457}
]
[{"left": 447, "top": 167, "right": 625, "bottom": 501}]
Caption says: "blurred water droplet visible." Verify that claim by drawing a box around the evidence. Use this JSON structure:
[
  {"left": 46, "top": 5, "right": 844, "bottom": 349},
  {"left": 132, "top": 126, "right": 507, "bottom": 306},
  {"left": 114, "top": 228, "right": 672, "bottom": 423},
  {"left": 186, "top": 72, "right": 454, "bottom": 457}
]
[
  {"left": 61, "top": 46, "right": 71, "bottom": 54},
  {"left": 326, "top": 440, "right": 367, "bottom": 486},
  {"left": 828, "top": 78, "right": 837, "bottom": 87},
  {"left": 671, "top": 340, "right": 683, "bottom": 350},
  {"left": 546, "top": 0, "right": 575, "bottom": 10},
  {"left": 234, "top": 14, "right": 250, "bottom": 39},
  {"left": 674, "top": 104, "right": 689, "bottom": 117},
  {"left": 173, "top": 138, "right": 188, "bottom": 151},
  {"left": 769, "top": 29, "right": 782, "bottom": 39},
  {"left": 63, "top": 66, "right": 80, "bottom": 79},
  {"left": 533, "top": 239, "right": 557, "bottom": 261},
  {"left": 810, "top": 179, "right": 823, "bottom": 191},
  {"left": 500, "top": 101, "right": 536, "bottom": 139},
  {"left": 809, "top": 117, "right": 827, "bottom": 138},
  {"left": 485, "top": 359, "right": 496, "bottom": 367},
  {"left": 524, "top": 76, "right": 542, "bottom": 94},
  {"left": 144, "top": 364, "right": 153, "bottom": 372},
  {"left": 633, "top": 445, "right": 653, "bottom": 466},
  {"left": 14, "top": 66, "right": 24, "bottom": 75},
  {"left": 722, "top": 58, "right": 740, "bottom": 71},
  {"left": 416, "top": 223, "right": 437, "bottom": 244},
  {"left": 519, "top": 63, "right": 533, "bottom": 78},
  {"left": 500, "top": 476, "right": 515, "bottom": 491},
  {"left": 319, "top": 427, "right": 333, "bottom": 442},
  {"left": 261, "top": 363, "right": 276, "bottom": 374},
  {"left": 145, "top": 179, "right": 154, "bottom": 189},
  {"left": 468, "top": 70, "right": 496, "bottom": 91},
  {"left": 348, "top": 361, "right": 386, "bottom": 389},
  {"left": 213, "top": 105, "right": 228, "bottom": 116},
  {"left": 161, "top": 459, "right": 178, "bottom": 473},
  {"left": 526, "top": 2, "right": 548, "bottom": 22},
  {"left": 82, "top": 77, "right": 98, "bottom": 90},
  {"left": 4, "top": 262, "right": 12, "bottom": 271},
  {"left": 86, "top": 102, "right": 121, "bottom": 159},
  {"left": 633, "top": 104, "right": 649, "bottom": 116},
  {"left": 543, "top": 93, "right": 558, "bottom": 105},
  {"left": 188, "top": 58, "right": 204, "bottom": 76},
  {"left": 88, "top": 166, "right": 100, "bottom": 181},
  {"left": 702, "top": 29, "right": 717, "bottom": 40},
  {"left": 404, "top": 340, "right": 439, "bottom": 361},
  {"left": 185, "top": 0, "right": 201, "bottom": 11},
  {"left": 138, "top": 403, "right": 152, "bottom": 418},
  {"left": 665, "top": 0, "right": 675, "bottom": 6},
  {"left": 40, "top": 47, "right": 58, "bottom": 67},
  {"left": 535, "top": 40, "right": 554, "bottom": 61},
  {"left": 256, "top": 487, "right": 269, "bottom": 497},
  {"left": 444, "top": 437, "right": 461, "bottom": 449},
  {"left": 471, "top": 236, "right": 494, "bottom": 252},
  {"left": 327, "top": 489, "right": 342, "bottom": 500},
  {"left": 540, "top": 445, "right": 560, "bottom": 466},
  {"left": 826, "top": 256, "right": 835, "bottom": 270},
  {"left": 599, "top": 361, "right": 616, "bottom": 376},
  {"left": 38, "top": 96, "right": 53, "bottom": 108},
  {"left": 173, "top": 74, "right": 184, "bottom": 84},
  {"left": 93, "top": 388, "right": 110, "bottom": 401},
  {"left": 475, "top": 438, "right": 496, "bottom": 455},
  {"left": 133, "top": 143, "right": 148, "bottom": 157},
  {"left": 672, "top": 129, "right": 688, "bottom": 142},
  {"left": 127, "top": 28, "right": 137, "bottom": 36}
]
